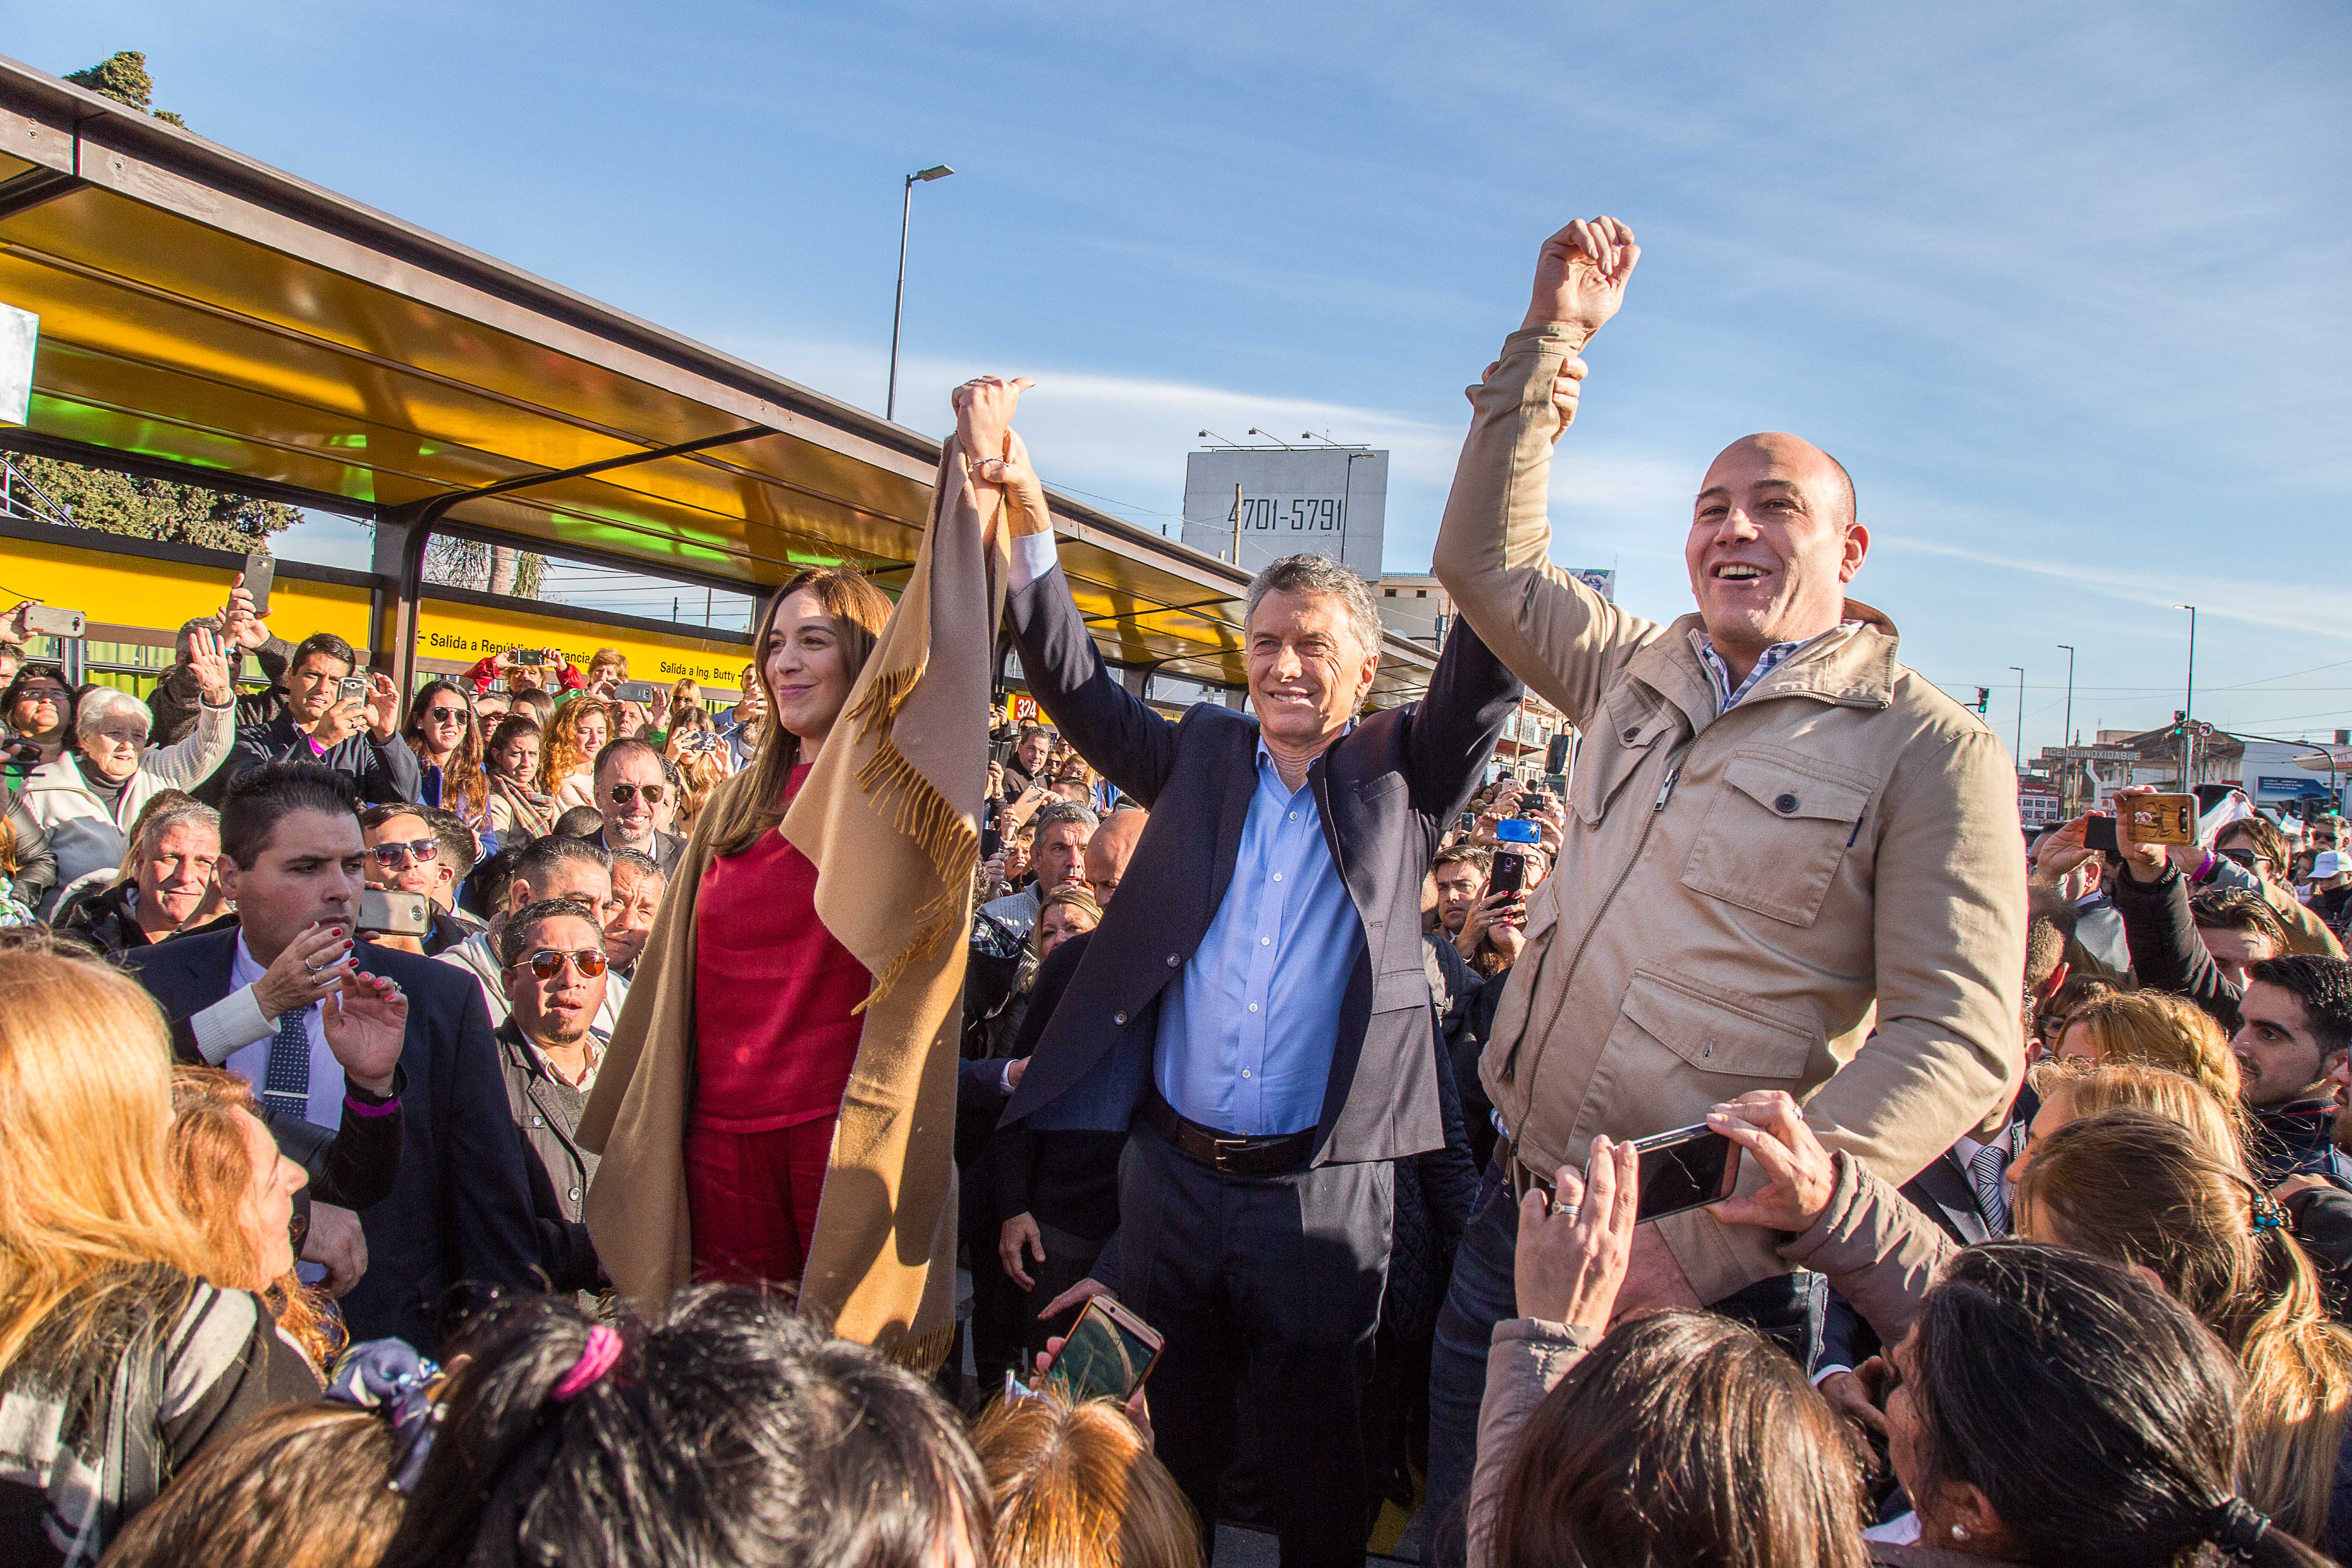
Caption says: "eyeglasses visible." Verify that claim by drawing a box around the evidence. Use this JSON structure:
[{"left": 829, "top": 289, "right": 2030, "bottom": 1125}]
[
  {"left": 523, "top": 948, "right": 608, "bottom": 979},
  {"left": 608, "top": 783, "right": 667, "bottom": 806},
  {"left": 422, "top": 705, "right": 467, "bottom": 723},
  {"left": 2220, "top": 847, "right": 2275, "bottom": 873},
  {"left": 369, "top": 838, "right": 440, "bottom": 868}
]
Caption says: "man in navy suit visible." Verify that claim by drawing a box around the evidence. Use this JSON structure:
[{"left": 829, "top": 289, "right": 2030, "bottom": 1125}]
[
  {"left": 959, "top": 379, "right": 1518, "bottom": 1565},
  {"left": 126, "top": 763, "right": 540, "bottom": 1354}
]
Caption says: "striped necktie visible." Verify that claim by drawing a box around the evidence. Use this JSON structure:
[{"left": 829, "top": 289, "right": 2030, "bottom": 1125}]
[
  {"left": 1967, "top": 1140, "right": 2012, "bottom": 1235},
  {"left": 262, "top": 1004, "right": 312, "bottom": 1122}
]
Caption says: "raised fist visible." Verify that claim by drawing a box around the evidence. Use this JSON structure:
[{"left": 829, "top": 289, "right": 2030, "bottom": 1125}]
[{"left": 1523, "top": 216, "right": 1640, "bottom": 341}]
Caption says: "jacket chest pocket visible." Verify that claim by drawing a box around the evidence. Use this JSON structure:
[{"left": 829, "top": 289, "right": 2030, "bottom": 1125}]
[
  {"left": 1572, "top": 698, "right": 1679, "bottom": 827},
  {"left": 1681, "top": 751, "right": 1871, "bottom": 928}
]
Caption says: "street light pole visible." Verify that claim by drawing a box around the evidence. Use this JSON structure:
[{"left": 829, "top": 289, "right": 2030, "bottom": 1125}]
[
  {"left": 886, "top": 165, "right": 955, "bottom": 423},
  {"left": 2174, "top": 604, "right": 2198, "bottom": 790},
  {"left": 2056, "top": 644, "right": 2076, "bottom": 746},
  {"left": 2009, "top": 666, "right": 2025, "bottom": 772}
]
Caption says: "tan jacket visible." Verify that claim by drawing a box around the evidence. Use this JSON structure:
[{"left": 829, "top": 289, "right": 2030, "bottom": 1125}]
[{"left": 1432, "top": 325, "right": 2027, "bottom": 1304}]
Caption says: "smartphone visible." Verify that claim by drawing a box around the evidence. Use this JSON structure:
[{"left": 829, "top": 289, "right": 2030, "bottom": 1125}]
[
  {"left": 613, "top": 680, "right": 659, "bottom": 704},
  {"left": 2125, "top": 793, "right": 2199, "bottom": 847},
  {"left": 677, "top": 730, "right": 723, "bottom": 754},
  {"left": 241, "top": 551, "right": 275, "bottom": 616},
  {"left": 1048, "top": 1296, "right": 1164, "bottom": 1406},
  {"left": 980, "top": 823, "right": 1002, "bottom": 860},
  {"left": 1630, "top": 1123, "right": 1742, "bottom": 1222},
  {"left": 509, "top": 648, "right": 546, "bottom": 668},
  {"left": 2084, "top": 813, "right": 2119, "bottom": 854},
  {"left": 335, "top": 675, "right": 370, "bottom": 705},
  {"left": 1456, "top": 811, "right": 1476, "bottom": 833},
  {"left": 23, "top": 606, "right": 86, "bottom": 638},
  {"left": 356, "top": 888, "right": 431, "bottom": 937},
  {"left": 1490, "top": 848, "right": 1527, "bottom": 897}
]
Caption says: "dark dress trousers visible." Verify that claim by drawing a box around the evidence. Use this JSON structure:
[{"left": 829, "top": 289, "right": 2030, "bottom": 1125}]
[
  {"left": 997, "top": 557, "right": 1518, "bottom": 1565},
  {"left": 126, "top": 929, "right": 542, "bottom": 1354}
]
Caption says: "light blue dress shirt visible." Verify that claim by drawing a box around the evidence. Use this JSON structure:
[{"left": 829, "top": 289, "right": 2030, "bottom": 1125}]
[{"left": 1154, "top": 739, "right": 1363, "bottom": 1136}]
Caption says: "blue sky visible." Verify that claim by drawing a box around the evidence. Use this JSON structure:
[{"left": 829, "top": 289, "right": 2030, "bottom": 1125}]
[{"left": 12, "top": 2, "right": 2351, "bottom": 758}]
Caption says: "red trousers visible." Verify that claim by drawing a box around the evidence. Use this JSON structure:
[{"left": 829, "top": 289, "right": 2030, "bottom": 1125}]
[{"left": 684, "top": 1117, "right": 836, "bottom": 1291}]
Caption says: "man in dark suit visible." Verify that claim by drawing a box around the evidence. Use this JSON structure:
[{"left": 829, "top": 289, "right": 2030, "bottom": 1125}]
[
  {"left": 960, "top": 380, "right": 1518, "bottom": 1565},
  {"left": 213, "top": 631, "right": 421, "bottom": 806},
  {"left": 126, "top": 763, "right": 541, "bottom": 1354},
  {"left": 576, "top": 736, "right": 684, "bottom": 879}
]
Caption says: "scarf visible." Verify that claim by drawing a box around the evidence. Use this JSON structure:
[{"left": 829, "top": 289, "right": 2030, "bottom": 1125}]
[{"left": 580, "top": 436, "right": 1008, "bottom": 1369}]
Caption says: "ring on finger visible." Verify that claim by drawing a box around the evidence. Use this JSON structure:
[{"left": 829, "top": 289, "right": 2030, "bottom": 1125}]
[{"left": 1551, "top": 1201, "right": 1580, "bottom": 1221}]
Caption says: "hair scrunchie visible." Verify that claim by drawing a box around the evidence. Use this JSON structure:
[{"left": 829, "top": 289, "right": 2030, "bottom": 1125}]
[
  {"left": 552, "top": 1324, "right": 623, "bottom": 1401},
  {"left": 2205, "top": 1496, "right": 2272, "bottom": 1561},
  {"left": 2252, "top": 1192, "right": 2288, "bottom": 1233}
]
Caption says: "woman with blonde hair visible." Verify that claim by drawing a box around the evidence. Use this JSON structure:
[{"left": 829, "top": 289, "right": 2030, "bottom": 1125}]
[
  {"left": 972, "top": 1383, "right": 1201, "bottom": 1568},
  {"left": 0, "top": 941, "right": 322, "bottom": 1566},
  {"left": 2052, "top": 988, "right": 2242, "bottom": 1108},
  {"left": 2022, "top": 1112, "right": 2352, "bottom": 1553},
  {"left": 167, "top": 1068, "right": 340, "bottom": 1372},
  {"left": 536, "top": 697, "right": 612, "bottom": 812},
  {"left": 588, "top": 566, "right": 896, "bottom": 1293},
  {"left": 2017, "top": 1059, "right": 2248, "bottom": 1176}
]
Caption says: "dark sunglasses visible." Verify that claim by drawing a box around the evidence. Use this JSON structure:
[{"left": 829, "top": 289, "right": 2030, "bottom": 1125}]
[
  {"left": 608, "top": 783, "right": 667, "bottom": 806},
  {"left": 369, "top": 838, "right": 440, "bottom": 867},
  {"left": 522, "top": 948, "right": 608, "bottom": 979},
  {"left": 2220, "top": 846, "right": 2274, "bottom": 873},
  {"left": 421, "top": 705, "right": 468, "bottom": 723}
]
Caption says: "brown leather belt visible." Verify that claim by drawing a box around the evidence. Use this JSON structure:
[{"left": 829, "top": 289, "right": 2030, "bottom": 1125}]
[{"left": 1141, "top": 1087, "right": 1315, "bottom": 1177}]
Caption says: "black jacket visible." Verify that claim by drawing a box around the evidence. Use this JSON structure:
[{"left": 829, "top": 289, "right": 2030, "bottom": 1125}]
[
  {"left": 996, "top": 561, "right": 1519, "bottom": 1165},
  {"left": 590, "top": 827, "right": 685, "bottom": 881},
  {"left": 2110, "top": 863, "right": 2240, "bottom": 1029},
  {"left": 215, "top": 714, "right": 421, "bottom": 807},
  {"left": 125, "top": 929, "right": 540, "bottom": 1352},
  {"left": 56, "top": 878, "right": 153, "bottom": 957},
  {"left": 493, "top": 1019, "right": 602, "bottom": 1295}
]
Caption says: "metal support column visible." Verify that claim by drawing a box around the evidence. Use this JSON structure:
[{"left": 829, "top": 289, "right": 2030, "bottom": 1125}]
[{"left": 370, "top": 426, "right": 771, "bottom": 694}]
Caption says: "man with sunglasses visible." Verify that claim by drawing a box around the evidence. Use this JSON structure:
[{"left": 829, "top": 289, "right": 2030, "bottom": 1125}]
[
  {"left": 578, "top": 738, "right": 683, "bottom": 879},
  {"left": 495, "top": 897, "right": 612, "bottom": 1295},
  {"left": 439, "top": 833, "right": 628, "bottom": 1042},
  {"left": 358, "top": 805, "right": 472, "bottom": 956}
]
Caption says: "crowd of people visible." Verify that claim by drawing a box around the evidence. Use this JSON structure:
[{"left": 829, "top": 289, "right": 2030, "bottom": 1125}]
[{"left": 4, "top": 212, "right": 2351, "bottom": 1568}]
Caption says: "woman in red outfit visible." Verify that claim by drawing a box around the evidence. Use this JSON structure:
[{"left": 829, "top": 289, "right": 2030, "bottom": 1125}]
[{"left": 659, "top": 566, "right": 895, "bottom": 1288}]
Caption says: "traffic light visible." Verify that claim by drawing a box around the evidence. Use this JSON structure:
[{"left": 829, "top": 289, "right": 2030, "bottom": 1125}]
[{"left": 1974, "top": 687, "right": 1990, "bottom": 714}]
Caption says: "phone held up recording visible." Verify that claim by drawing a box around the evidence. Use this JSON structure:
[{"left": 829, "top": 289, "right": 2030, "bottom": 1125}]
[
  {"left": 1490, "top": 817, "right": 1540, "bottom": 899},
  {"left": 1510, "top": 1121, "right": 1742, "bottom": 1225}
]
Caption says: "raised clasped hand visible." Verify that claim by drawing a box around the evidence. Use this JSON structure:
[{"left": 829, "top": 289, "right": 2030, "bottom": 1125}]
[
  {"left": 952, "top": 376, "right": 1035, "bottom": 476},
  {"left": 1523, "top": 215, "right": 1640, "bottom": 340}
]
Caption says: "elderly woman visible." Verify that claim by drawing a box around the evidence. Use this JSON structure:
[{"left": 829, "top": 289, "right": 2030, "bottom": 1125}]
[{"left": 18, "top": 630, "right": 236, "bottom": 916}]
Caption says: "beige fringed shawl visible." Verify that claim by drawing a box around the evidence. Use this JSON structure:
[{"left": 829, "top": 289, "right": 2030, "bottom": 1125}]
[{"left": 579, "top": 437, "right": 1010, "bottom": 1369}]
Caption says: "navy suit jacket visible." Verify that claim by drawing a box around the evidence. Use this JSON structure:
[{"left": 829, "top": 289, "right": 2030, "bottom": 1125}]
[
  {"left": 997, "top": 561, "right": 1520, "bottom": 1166},
  {"left": 125, "top": 928, "right": 542, "bottom": 1354},
  {"left": 1817, "top": 1087, "right": 2039, "bottom": 1374}
]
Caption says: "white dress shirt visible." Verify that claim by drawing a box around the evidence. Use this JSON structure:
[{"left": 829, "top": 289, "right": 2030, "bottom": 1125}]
[{"left": 212, "top": 934, "right": 348, "bottom": 1130}]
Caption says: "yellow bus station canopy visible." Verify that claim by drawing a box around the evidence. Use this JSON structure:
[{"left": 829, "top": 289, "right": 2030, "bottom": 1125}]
[{"left": 0, "top": 54, "right": 1436, "bottom": 707}]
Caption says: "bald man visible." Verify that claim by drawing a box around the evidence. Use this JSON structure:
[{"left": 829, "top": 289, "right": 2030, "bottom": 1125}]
[
  {"left": 1082, "top": 805, "right": 1147, "bottom": 908},
  {"left": 1422, "top": 217, "right": 2024, "bottom": 1564}
]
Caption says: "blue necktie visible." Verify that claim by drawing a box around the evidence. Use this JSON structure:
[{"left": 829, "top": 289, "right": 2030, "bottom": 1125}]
[{"left": 263, "top": 1004, "right": 312, "bottom": 1122}]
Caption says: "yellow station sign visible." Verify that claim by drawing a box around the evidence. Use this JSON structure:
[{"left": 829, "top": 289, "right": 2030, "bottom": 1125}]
[{"left": 0, "top": 532, "right": 748, "bottom": 695}]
